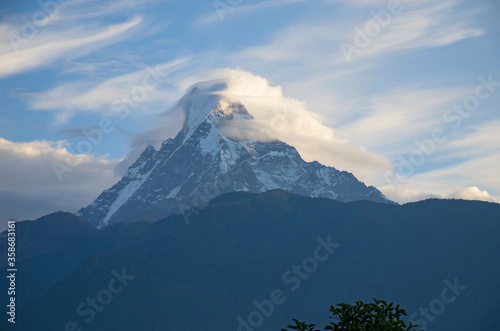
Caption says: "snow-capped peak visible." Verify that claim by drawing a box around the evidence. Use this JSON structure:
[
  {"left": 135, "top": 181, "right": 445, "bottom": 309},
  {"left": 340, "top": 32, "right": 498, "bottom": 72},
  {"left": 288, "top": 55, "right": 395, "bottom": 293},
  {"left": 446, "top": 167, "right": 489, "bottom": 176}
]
[
  {"left": 77, "top": 79, "right": 393, "bottom": 229},
  {"left": 179, "top": 88, "right": 254, "bottom": 145}
]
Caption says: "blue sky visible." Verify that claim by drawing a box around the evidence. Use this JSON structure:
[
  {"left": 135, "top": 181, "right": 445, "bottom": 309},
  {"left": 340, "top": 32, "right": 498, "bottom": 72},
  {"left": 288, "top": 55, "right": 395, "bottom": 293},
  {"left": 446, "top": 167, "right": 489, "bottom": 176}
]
[{"left": 1, "top": 0, "right": 499, "bottom": 224}]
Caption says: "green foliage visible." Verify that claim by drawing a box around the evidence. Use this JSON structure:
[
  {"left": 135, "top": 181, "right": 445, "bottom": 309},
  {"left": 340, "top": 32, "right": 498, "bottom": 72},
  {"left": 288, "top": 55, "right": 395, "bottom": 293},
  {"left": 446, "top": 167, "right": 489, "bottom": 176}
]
[
  {"left": 282, "top": 298, "right": 421, "bottom": 331},
  {"left": 281, "top": 319, "right": 320, "bottom": 331}
]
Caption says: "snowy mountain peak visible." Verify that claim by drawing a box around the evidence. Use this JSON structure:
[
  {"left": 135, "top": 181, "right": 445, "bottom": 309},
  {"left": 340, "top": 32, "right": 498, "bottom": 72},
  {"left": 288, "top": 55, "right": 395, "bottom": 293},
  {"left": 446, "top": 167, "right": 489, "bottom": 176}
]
[
  {"left": 208, "top": 99, "right": 254, "bottom": 124},
  {"left": 77, "top": 80, "right": 392, "bottom": 229},
  {"left": 179, "top": 82, "right": 254, "bottom": 144}
]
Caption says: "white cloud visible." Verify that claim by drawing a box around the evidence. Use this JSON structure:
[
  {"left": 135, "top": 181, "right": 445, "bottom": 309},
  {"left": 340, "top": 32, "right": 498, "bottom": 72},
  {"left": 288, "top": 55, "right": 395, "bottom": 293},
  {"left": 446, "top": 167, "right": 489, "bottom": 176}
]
[
  {"left": 379, "top": 183, "right": 438, "bottom": 203},
  {"left": 0, "top": 138, "right": 119, "bottom": 227},
  {"left": 448, "top": 186, "right": 499, "bottom": 202},
  {"left": 0, "top": 0, "right": 145, "bottom": 79},
  {"left": 197, "top": 69, "right": 393, "bottom": 185},
  {"left": 380, "top": 184, "right": 500, "bottom": 205}
]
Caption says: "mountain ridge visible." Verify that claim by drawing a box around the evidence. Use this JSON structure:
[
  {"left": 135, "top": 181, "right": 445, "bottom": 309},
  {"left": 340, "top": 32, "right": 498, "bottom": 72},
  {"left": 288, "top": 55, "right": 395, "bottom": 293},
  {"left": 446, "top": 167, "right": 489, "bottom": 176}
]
[{"left": 11, "top": 190, "right": 500, "bottom": 331}]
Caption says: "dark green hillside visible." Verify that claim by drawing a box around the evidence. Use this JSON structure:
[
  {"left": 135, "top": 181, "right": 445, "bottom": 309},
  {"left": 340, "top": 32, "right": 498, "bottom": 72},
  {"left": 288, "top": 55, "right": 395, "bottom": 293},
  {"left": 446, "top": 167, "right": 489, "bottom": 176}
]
[{"left": 5, "top": 190, "right": 500, "bottom": 330}]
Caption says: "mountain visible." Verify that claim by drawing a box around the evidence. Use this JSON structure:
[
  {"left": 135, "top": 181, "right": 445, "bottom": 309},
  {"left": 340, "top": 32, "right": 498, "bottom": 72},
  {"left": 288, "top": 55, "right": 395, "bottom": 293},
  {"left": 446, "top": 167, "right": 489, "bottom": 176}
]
[
  {"left": 77, "top": 81, "right": 391, "bottom": 228},
  {"left": 0, "top": 211, "right": 96, "bottom": 267},
  {"left": 0, "top": 213, "right": 148, "bottom": 306},
  {"left": 11, "top": 190, "right": 500, "bottom": 331}
]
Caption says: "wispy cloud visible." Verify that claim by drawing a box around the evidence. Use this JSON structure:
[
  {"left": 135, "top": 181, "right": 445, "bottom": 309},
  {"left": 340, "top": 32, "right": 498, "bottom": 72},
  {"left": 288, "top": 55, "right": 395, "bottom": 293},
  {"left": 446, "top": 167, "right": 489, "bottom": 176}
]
[
  {"left": 196, "top": 0, "right": 310, "bottom": 26},
  {"left": 380, "top": 120, "right": 500, "bottom": 203},
  {"left": 337, "top": 0, "right": 485, "bottom": 63},
  {"left": 29, "top": 57, "right": 192, "bottom": 124},
  {"left": 0, "top": 0, "right": 145, "bottom": 79},
  {"left": 235, "top": 0, "right": 485, "bottom": 68},
  {"left": 424, "top": 121, "right": 500, "bottom": 194},
  {"left": 442, "top": 120, "right": 500, "bottom": 158},
  {"left": 336, "top": 86, "right": 473, "bottom": 156}
]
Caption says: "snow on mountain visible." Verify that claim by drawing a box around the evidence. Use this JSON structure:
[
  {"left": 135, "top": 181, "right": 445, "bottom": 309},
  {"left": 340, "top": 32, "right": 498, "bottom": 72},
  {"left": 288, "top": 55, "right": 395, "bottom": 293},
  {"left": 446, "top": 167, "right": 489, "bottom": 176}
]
[{"left": 77, "top": 80, "right": 392, "bottom": 228}]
